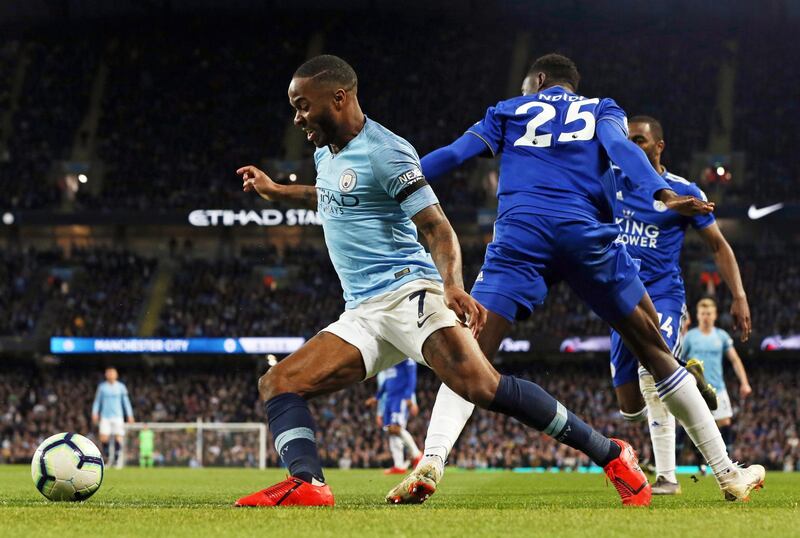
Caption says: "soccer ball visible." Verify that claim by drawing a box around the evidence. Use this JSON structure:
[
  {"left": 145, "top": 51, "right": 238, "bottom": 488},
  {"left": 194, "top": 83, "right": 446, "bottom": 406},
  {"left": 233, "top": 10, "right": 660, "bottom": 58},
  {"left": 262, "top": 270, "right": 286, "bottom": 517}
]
[{"left": 31, "top": 432, "right": 104, "bottom": 501}]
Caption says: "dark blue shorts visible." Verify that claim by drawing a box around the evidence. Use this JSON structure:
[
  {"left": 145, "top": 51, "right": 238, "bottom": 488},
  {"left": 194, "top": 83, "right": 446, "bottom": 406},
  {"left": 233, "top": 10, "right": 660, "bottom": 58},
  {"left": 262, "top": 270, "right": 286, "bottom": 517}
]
[
  {"left": 381, "top": 395, "right": 408, "bottom": 427},
  {"left": 609, "top": 299, "right": 688, "bottom": 387},
  {"left": 471, "top": 214, "right": 645, "bottom": 324}
]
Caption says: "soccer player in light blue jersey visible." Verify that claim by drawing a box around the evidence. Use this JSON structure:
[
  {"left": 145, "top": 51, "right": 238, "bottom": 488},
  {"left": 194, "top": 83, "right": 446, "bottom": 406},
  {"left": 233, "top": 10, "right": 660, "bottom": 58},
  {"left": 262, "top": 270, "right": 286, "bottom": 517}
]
[
  {"left": 233, "top": 55, "right": 646, "bottom": 508},
  {"left": 610, "top": 116, "right": 752, "bottom": 495},
  {"left": 683, "top": 298, "right": 752, "bottom": 438},
  {"left": 393, "top": 54, "right": 763, "bottom": 503},
  {"left": 367, "top": 359, "right": 422, "bottom": 474},
  {"left": 91, "top": 367, "right": 134, "bottom": 466}
]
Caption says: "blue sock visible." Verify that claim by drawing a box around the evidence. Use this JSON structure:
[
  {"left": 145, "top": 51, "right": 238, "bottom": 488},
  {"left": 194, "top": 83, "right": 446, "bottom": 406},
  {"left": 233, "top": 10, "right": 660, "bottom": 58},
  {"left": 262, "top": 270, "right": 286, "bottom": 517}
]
[
  {"left": 266, "top": 393, "right": 324, "bottom": 483},
  {"left": 489, "top": 375, "right": 620, "bottom": 466}
]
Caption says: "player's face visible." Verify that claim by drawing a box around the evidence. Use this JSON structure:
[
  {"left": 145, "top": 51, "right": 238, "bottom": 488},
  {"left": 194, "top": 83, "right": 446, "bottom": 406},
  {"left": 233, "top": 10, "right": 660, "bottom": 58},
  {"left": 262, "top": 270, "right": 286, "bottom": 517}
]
[
  {"left": 288, "top": 77, "right": 341, "bottom": 148},
  {"left": 628, "top": 123, "right": 664, "bottom": 168},
  {"left": 105, "top": 368, "right": 118, "bottom": 382},
  {"left": 697, "top": 306, "right": 717, "bottom": 327}
]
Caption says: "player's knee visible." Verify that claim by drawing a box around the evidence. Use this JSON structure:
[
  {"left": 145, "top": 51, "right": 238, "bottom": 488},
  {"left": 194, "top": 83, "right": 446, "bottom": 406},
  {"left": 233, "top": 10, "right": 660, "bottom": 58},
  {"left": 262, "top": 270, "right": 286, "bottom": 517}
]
[
  {"left": 620, "top": 406, "right": 648, "bottom": 422},
  {"left": 258, "top": 366, "right": 294, "bottom": 401},
  {"left": 455, "top": 376, "right": 499, "bottom": 409},
  {"left": 387, "top": 425, "right": 401, "bottom": 435}
]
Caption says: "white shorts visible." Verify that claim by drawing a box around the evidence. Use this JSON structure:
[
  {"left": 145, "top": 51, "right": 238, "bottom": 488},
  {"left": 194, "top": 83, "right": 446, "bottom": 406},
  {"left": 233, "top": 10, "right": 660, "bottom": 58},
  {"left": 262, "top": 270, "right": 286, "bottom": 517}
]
[
  {"left": 323, "top": 279, "right": 459, "bottom": 379},
  {"left": 99, "top": 417, "right": 125, "bottom": 437},
  {"left": 712, "top": 389, "right": 733, "bottom": 421}
]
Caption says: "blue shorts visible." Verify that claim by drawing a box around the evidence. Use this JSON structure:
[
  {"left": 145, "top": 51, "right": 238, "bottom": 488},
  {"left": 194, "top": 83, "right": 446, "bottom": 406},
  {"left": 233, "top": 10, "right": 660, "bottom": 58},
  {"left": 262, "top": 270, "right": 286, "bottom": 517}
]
[
  {"left": 609, "top": 299, "right": 688, "bottom": 387},
  {"left": 381, "top": 395, "right": 408, "bottom": 427},
  {"left": 471, "top": 214, "right": 645, "bottom": 324}
]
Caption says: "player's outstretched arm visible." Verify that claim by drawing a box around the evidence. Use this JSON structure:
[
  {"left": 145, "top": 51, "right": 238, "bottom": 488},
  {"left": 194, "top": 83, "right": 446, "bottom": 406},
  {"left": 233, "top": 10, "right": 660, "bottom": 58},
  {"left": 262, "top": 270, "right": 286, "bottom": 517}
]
[
  {"left": 237, "top": 165, "right": 317, "bottom": 209},
  {"left": 412, "top": 204, "right": 487, "bottom": 337},
  {"left": 420, "top": 133, "right": 489, "bottom": 181},
  {"left": 597, "top": 121, "right": 714, "bottom": 217},
  {"left": 726, "top": 347, "right": 752, "bottom": 398},
  {"left": 698, "top": 223, "right": 751, "bottom": 341}
]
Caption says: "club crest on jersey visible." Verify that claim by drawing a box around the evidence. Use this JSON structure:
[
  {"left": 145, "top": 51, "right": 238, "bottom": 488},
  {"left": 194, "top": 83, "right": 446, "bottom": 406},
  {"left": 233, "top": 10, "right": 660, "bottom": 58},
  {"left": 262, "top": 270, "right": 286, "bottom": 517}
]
[
  {"left": 339, "top": 169, "right": 357, "bottom": 193},
  {"left": 622, "top": 209, "right": 635, "bottom": 219},
  {"left": 653, "top": 200, "right": 668, "bottom": 212}
]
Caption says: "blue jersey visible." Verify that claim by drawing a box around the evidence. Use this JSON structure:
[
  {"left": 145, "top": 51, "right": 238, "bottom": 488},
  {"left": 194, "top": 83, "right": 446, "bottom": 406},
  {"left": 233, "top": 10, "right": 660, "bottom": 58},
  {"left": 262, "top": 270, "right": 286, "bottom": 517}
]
[
  {"left": 376, "top": 359, "right": 417, "bottom": 400},
  {"left": 314, "top": 117, "right": 441, "bottom": 308},
  {"left": 467, "top": 86, "right": 632, "bottom": 223},
  {"left": 681, "top": 327, "right": 733, "bottom": 392},
  {"left": 92, "top": 381, "right": 134, "bottom": 420},
  {"left": 614, "top": 167, "right": 715, "bottom": 306}
]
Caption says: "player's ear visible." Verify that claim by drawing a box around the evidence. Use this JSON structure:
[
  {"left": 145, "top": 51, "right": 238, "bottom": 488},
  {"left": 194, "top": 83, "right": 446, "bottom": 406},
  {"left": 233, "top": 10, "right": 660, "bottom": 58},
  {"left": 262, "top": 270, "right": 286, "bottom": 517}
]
[{"left": 333, "top": 88, "right": 346, "bottom": 110}]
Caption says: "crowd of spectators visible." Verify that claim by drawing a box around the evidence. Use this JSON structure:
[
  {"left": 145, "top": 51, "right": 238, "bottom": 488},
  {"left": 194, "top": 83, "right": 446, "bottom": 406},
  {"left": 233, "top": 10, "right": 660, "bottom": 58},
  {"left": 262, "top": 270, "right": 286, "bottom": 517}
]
[
  {"left": 0, "top": 14, "right": 793, "bottom": 213},
  {"left": 1, "top": 360, "right": 797, "bottom": 473}
]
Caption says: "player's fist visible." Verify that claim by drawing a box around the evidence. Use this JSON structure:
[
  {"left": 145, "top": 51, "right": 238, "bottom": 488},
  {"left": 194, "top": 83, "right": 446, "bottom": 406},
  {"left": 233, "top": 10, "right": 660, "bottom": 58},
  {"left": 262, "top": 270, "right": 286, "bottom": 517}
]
[
  {"left": 444, "top": 285, "right": 487, "bottom": 338},
  {"left": 365, "top": 397, "right": 377, "bottom": 407},
  {"left": 237, "top": 165, "right": 280, "bottom": 201},
  {"left": 657, "top": 189, "right": 715, "bottom": 217},
  {"left": 127, "top": 416, "right": 135, "bottom": 424},
  {"left": 91, "top": 413, "right": 99, "bottom": 425},
  {"left": 740, "top": 383, "right": 752, "bottom": 399},
  {"left": 407, "top": 400, "right": 419, "bottom": 417}
]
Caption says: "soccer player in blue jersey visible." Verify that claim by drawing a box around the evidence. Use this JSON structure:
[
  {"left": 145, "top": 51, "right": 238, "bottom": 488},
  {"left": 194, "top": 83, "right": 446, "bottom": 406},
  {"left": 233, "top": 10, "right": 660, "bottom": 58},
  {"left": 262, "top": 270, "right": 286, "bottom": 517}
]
[
  {"left": 367, "top": 359, "right": 422, "bottom": 474},
  {"left": 233, "top": 55, "right": 648, "bottom": 507},
  {"left": 610, "top": 116, "right": 752, "bottom": 495},
  {"left": 682, "top": 298, "right": 752, "bottom": 440},
  {"left": 91, "top": 367, "right": 134, "bottom": 466},
  {"left": 389, "top": 54, "right": 764, "bottom": 504}
]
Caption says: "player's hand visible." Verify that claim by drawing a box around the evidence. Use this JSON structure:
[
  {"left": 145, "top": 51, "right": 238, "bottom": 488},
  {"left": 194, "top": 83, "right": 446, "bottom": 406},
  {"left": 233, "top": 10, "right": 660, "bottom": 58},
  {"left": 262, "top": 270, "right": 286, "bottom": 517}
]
[
  {"left": 127, "top": 416, "right": 135, "bottom": 424},
  {"left": 407, "top": 400, "right": 419, "bottom": 417},
  {"left": 375, "top": 415, "right": 383, "bottom": 428},
  {"left": 237, "top": 165, "right": 281, "bottom": 201},
  {"left": 91, "top": 414, "right": 99, "bottom": 425},
  {"left": 658, "top": 189, "right": 715, "bottom": 216},
  {"left": 731, "top": 296, "right": 752, "bottom": 342},
  {"left": 740, "top": 383, "right": 752, "bottom": 399},
  {"left": 365, "top": 397, "right": 377, "bottom": 407},
  {"left": 444, "top": 285, "right": 487, "bottom": 338}
]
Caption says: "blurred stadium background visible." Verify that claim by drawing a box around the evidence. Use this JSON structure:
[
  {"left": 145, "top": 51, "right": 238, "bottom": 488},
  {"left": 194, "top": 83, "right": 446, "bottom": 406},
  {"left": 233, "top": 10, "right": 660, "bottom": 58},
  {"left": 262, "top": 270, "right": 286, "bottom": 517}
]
[{"left": 1, "top": 0, "right": 798, "bottom": 475}]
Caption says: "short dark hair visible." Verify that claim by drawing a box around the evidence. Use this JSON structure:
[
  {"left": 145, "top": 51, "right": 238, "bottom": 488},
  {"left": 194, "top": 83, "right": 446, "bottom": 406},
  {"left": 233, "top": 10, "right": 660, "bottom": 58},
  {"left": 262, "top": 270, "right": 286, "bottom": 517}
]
[
  {"left": 293, "top": 54, "right": 357, "bottom": 90},
  {"left": 528, "top": 53, "right": 580, "bottom": 90},
  {"left": 629, "top": 115, "right": 664, "bottom": 141}
]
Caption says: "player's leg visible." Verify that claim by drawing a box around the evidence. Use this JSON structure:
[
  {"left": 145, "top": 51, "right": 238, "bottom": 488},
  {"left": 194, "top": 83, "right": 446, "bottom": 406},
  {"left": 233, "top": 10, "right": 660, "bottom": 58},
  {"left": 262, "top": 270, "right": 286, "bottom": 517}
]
[
  {"left": 421, "top": 309, "right": 510, "bottom": 465},
  {"left": 113, "top": 433, "right": 124, "bottom": 468},
  {"left": 384, "top": 399, "right": 409, "bottom": 473},
  {"left": 418, "top": 324, "right": 649, "bottom": 506},
  {"left": 394, "top": 400, "right": 421, "bottom": 465},
  {"left": 713, "top": 390, "right": 734, "bottom": 452},
  {"left": 611, "top": 298, "right": 763, "bottom": 499},
  {"left": 235, "top": 331, "right": 369, "bottom": 507},
  {"left": 98, "top": 422, "right": 111, "bottom": 463},
  {"left": 564, "top": 219, "right": 763, "bottom": 500}
]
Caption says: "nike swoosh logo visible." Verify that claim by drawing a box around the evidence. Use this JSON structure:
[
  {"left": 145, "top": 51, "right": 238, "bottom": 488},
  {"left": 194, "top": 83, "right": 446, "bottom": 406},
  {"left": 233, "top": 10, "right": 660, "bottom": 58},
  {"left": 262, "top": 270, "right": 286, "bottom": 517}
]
[
  {"left": 748, "top": 203, "right": 784, "bottom": 220},
  {"left": 417, "top": 314, "right": 435, "bottom": 328}
]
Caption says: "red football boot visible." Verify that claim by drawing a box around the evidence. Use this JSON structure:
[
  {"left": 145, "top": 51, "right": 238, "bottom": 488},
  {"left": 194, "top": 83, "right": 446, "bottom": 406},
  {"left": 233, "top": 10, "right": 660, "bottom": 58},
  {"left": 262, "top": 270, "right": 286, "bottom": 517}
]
[
  {"left": 383, "top": 466, "right": 408, "bottom": 475},
  {"left": 603, "top": 439, "right": 652, "bottom": 506},
  {"left": 411, "top": 453, "right": 423, "bottom": 469},
  {"left": 235, "top": 477, "right": 335, "bottom": 507}
]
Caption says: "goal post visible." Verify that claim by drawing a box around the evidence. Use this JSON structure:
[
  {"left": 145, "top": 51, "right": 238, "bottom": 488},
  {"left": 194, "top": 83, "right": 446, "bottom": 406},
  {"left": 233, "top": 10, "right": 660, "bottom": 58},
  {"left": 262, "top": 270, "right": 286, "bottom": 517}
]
[{"left": 122, "top": 420, "right": 268, "bottom": 469}]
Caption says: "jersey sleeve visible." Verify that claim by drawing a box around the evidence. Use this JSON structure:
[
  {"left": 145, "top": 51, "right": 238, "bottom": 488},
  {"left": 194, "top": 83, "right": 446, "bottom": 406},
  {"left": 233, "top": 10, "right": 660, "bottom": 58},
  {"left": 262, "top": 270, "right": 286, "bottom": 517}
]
[
  {"left": 686, "top": 183, "right": 716, "bottom": 230},
  {"left": 466, "top": 104, "right": 503, "bottom": 156},
  {"left": 370, "top": 143, "right": 439, "bottom": 218},
  {"left": 121, "top": 383, "right": 134, "bottom": 419},
  {"left": 719, "top": 329, "right": 733, "bottom": 353},
  {"left": 595, "top": 98, "right": 629, "bottom": 135},
  {"left": 92, "top": 385, "right": 102, "bottom": 415}
]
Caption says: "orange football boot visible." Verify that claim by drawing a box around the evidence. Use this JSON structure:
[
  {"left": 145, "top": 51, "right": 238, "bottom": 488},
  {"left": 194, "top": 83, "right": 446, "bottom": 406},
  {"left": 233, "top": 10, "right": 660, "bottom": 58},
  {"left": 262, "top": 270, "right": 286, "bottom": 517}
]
[
  {"left": 603, "top": 439, "right": 652, "bottom": 506},
  {"left": 235, "top": 477, "right": 334, "bottom": 507}
]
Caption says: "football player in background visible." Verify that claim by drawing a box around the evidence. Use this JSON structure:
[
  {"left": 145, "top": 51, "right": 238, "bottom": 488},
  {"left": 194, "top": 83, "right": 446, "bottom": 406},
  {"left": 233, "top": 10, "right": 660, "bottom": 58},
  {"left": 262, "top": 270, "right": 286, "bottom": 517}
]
[
  {"left": 609, "top": 116, "right": 751, "bottom": 495},
  {"left": 367, "top": 358, "right": 422, "bottom": 474},
  {"left": 92, "top": 367, "right": 134, "bottom": 467}
]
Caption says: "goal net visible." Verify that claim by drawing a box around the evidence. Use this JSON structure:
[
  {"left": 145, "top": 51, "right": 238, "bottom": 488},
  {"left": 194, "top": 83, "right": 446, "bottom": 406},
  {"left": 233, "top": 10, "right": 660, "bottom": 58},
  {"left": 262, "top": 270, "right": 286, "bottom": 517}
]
[{"left": 121, "top": 421, "right": 268, "bottom": 469}]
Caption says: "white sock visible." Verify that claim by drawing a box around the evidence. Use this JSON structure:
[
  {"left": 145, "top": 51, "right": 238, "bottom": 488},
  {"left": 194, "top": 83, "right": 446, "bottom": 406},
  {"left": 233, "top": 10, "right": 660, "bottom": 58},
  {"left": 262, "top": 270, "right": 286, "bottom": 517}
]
[
  {"left": 639, "top": 367, "right": 677, "bottom": 483},
  {"left": 424, "top": 383, "right": 475, "bottom": 461},
  {"left": 398, "top": 427, "right": 421, "bottom": 459},
  {"left": 656, "top": 367, "right": 737, "bottom": 485},
  {"left": 389, "top": 435, "right": 405, "bottom": 469}
]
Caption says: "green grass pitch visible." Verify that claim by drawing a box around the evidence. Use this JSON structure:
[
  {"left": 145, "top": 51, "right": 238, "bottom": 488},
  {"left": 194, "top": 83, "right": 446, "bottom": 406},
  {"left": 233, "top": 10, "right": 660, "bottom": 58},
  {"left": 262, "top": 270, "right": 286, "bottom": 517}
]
[{"left": 1, "top": 466, "right": 798, "bottom": 537}]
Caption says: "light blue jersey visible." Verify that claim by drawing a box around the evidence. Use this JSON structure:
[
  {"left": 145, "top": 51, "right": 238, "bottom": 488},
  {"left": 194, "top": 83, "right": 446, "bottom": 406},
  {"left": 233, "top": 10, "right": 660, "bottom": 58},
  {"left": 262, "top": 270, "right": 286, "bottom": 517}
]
[
  {"left": 314, "top": 117, "right": 441, "bottom": 308},
  {"left": 681, "top": 327, "right": 733, "bottom": 392},
  {"left": 92, "top": 381, "right": 134, "bottom": 420}
]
